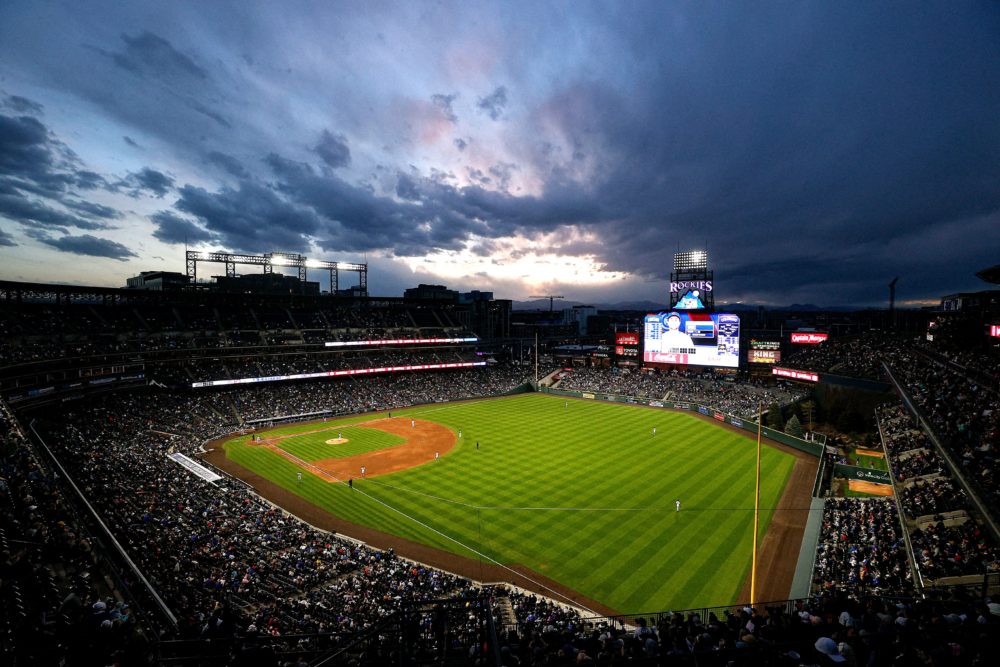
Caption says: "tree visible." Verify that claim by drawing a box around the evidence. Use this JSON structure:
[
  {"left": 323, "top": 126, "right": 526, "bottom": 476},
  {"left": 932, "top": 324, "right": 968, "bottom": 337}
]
[
  {"left": 785, "top": 414, "right": 804, "bottom": 439},
  {"left": 800, "top": 400, "right": 817, "bottom": 431},
  {"left": 766, "top": 402, "right": 785, "bottom": 431}
]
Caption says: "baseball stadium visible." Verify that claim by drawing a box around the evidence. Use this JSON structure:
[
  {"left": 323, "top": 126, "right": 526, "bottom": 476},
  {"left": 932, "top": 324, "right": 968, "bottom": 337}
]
[
  {"left": 3, "top": 4, "right": 1000, "bottom": 664},
  {"left": 2, "top": 246, "right": 1000, "bottom": 665}
]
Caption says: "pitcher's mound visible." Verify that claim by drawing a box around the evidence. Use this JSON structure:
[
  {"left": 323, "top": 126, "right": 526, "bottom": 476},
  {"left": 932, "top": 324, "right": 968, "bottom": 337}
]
[{"left": 325, "top": 438, "right": 349, "bottom": 445}]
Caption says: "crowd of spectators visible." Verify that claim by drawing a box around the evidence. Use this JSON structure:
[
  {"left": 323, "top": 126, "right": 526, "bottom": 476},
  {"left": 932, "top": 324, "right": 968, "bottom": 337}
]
[
  {"left": 493, "top": 589, "right": 1000, "bottom": 666},
  {"left": 16, "top": 365, "right": 561, "bottom": 654},
  {"left": 557, "top": 367, "right": 674, "bottom": 399},
  {"left": 8, "top": 294, "right": 1000, "bottom": 662},
  {"left": 910, "top": 519, "right": 999, "bottom": 582},
  {"left": 873, "top": 403, "right": 1000, "bottom": 586},
  {"left": 0, "top": 404, "right": 148, "bottom": 664},
  {"left": 783, "top": 332, "right": 897, "bottom": 380},
  {"left": 885, "top": 345, "right": 1000, "bottom": 517},
  {"left": 558, "top": 367, "right": 806, "bottom": 419},
  {"left": 0, "top": 299, "right": 473, "bottom": 368},
  {"left": 151, "top": 349, "right": 478, "bottom": 386},
  {"left": 900, "top": 478, "right": 969, "bottom": 518},
  {"left": 812, "top": 499, "right": 912, "bottom": 594}
]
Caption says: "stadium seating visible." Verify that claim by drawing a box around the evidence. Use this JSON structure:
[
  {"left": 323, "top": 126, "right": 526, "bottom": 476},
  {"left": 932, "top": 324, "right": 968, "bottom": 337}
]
[{"left": 5, "top": 292, "right": 1000, "bottom": 663}]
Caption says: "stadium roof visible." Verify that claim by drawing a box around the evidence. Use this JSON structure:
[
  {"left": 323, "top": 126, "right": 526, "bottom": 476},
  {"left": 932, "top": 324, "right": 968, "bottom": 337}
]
[{"left": 975, "top": 264, "right": 1000, "bottom": 285}]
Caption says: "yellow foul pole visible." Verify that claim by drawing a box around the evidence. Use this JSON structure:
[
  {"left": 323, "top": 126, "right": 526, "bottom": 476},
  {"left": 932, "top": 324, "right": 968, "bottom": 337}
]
[{"left": 751, "top": 401, "right": 763, "bottom": 606}]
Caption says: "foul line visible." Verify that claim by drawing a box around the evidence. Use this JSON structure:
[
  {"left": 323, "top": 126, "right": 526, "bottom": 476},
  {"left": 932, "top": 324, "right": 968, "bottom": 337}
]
[{"left": 265, "top": 441, "right": 599, "bottom": 615}]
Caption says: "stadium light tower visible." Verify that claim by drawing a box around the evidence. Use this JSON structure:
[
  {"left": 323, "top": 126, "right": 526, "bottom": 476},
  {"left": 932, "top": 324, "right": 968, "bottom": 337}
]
[{"left": 530, "top": 295, "right": 565, "bottom": 313}]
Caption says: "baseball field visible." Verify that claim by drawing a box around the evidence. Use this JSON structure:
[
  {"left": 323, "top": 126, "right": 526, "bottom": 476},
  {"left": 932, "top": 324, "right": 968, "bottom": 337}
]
[{"left": 210, "top": 392, "right": 801, "bottom": 613}]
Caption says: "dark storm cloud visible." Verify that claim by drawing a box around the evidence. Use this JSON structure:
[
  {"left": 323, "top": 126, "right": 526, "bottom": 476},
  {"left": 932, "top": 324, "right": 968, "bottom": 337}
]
[
  {"left": 103, "top": 30, "right": 206, "bottom": 81},
  {"left": 264, "top": 153, "right": 315, "bottom": 180},
  {"left": 0, "top": 227, "right": 17, "bottom": 247},
  {"left": 30, "top": 231, "right": 137, "bottom": 260},
  {"left": 0, "top": 193, "right": 111, "bottom": 231},
  {"left": 476, "top": 86, "right": 507, "bottom": 120},
  {"left": 123, "top": 135, "right": 140, "bottom": 148},
  {"left": 206, "top": 151, "right": 249, "bottom": 178},
  {"left": 3, "top": 95, "right": 43, "bottom": 114},
  {"left": 394, "top": 172, "right": 420, "bottom": 201},
  {"left": 116, "top": 167, "right": 174, "bottom": 197},
  {"left": 173, "top": 180, "right": 319, "bottom": 252},
  {"left": 73, "top": 171, "right": 107, "bottom": 190},
  {"left": 313, "top": 130, "right": 351, "bottom": 170},
  {"left": 3, "top": 2, "right": 1000, "bottom": 304},
  {"left": 0, "top": 114, "right": 50, "bottom": 174},
  {"left": 0, "top": 109, "right": 127, "bottom": 241},
  {"left": 446, "top": 3, "right": 1000, "bottom": 305},
  {"left": 0, "top": 110, "right": 109, "bottom": 197},
  {"left": 63, "top": 200, "right": 122, "bottom": 220},
  {"left": 150, "top": 210, "right": 216, "bottom": 244},
  {"left": 431, "top": 93, "right": 458, "bottom": 123},
  {"left": 247, "top": 152, "right": 605, "bottom": 257}
]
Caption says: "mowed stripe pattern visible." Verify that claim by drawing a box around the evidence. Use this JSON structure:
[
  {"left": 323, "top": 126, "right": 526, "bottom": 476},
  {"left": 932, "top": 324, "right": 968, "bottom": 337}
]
[{"left": 225, "top": 393, "right": 795, "bottom": 612}]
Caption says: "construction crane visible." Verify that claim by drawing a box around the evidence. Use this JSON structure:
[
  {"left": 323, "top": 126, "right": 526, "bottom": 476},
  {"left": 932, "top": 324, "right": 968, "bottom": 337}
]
[{"left": 530, "top": 295, "right": 565, "bottom": 313}]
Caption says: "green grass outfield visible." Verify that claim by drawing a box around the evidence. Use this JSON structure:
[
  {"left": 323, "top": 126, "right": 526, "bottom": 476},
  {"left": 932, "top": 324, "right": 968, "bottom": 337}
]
[{"left": 223, "top": 392, "right": 796, "bottom": 613}]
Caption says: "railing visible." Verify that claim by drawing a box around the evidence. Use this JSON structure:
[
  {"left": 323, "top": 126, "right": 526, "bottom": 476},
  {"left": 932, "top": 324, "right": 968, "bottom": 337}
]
[
  {"left": 27, "top": 419, "right": 179, "bottom": 633},
  {"left": 882, "top": 362, "right": 1000, "bottom": 544}
]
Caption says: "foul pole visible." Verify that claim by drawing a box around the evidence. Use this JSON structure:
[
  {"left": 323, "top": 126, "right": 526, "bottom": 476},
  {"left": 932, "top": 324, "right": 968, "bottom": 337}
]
[
  {"left": 751, "top": 401, "right": 763, "bottom": 605},
  {"left": 534, "top": 332, "right": 539, "bottom": 385}
]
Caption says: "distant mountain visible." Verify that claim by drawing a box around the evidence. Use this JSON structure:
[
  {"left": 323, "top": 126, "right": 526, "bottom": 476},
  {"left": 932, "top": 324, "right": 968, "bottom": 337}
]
[
  {"left": 593, "top": 301, "right": 669, "bottom": 312},
  {"left": 512, "top": 299, "right": 585, "bottom": 311},
  {"left": 513, "top": 299, "right": 868, "bottom": 313}
]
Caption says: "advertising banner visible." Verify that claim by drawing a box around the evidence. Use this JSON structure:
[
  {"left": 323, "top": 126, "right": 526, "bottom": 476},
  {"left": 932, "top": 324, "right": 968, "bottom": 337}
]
[
  {"left": 615, "top": 332, "right": 640, "bottom": 357},
  {"left": 772, "top": 367, "right": 819, "bottom": 382},
  {"left": 790, "top": 332, "right": 828, "bottom": 344},
  {"left": 833, "top": 464, "right": 891, "bottom": 485}
]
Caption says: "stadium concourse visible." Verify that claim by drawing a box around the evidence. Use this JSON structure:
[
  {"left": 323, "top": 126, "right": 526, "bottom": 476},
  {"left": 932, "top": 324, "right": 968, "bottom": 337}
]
[{"left": 0, "top": 291, "right": 998, "bottom": 664}]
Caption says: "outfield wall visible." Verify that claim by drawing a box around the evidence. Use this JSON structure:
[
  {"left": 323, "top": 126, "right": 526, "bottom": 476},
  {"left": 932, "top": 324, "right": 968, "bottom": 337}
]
[
  {"left": 540, "top": 387, "right": 824, "bottom": 457},
  {"left": 833, "top": 463, "right": 891, "bottom": 485}
]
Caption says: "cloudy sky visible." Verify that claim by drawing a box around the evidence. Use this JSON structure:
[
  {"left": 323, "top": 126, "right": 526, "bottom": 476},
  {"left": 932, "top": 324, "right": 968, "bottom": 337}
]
[{"left": 1, "top": 1, "right": 999, "bottom": 306}]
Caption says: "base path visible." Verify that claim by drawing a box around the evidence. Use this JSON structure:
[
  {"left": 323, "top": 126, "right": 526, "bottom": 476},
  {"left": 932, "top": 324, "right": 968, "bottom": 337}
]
[
  {"left": 314, "top": 418, "right": 455, "bottom": 479},
  {"left": 201, "top": 416, "right": 620, "bottom": 616}
]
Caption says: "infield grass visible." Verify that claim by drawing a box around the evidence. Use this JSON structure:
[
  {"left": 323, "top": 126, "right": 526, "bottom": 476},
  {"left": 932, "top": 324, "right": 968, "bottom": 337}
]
[
  {"left": 224, "top": 392, "right": 796, "bottom": 613},
  {"left": 235, "top": 425, "right": 405, "bottom": 461}
]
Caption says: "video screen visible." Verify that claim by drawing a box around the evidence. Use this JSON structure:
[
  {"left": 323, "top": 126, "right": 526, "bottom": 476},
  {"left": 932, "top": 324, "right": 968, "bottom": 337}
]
[{"left": 643, "top": 312, "right": 740, "bottom": 368}]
